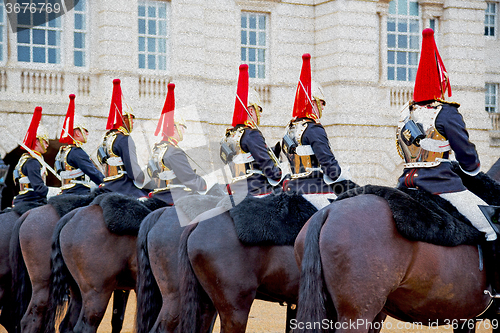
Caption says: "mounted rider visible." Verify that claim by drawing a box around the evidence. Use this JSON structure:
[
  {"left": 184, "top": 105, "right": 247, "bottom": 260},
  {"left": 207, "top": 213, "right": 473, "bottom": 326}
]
[
  {"left": 395, "top": 28, "right": 500, "bottom": 298},
  {"left": 97, "top": 79, "right": 148, "bottom": 198},
  {"left": 55, "top": 94, "right": 105, "bottom": 195},
  {"left": 281, "top": 53, "right": 351, "bottom": 208},
  {"left": 220, "top": 64, "right": 282, "bottom": 197},
  {"left": 147, "top": 83, "right": 207, "bottom": 205},
  {"left": 13, "top": 106, "right": 50, "bottom": 206}
]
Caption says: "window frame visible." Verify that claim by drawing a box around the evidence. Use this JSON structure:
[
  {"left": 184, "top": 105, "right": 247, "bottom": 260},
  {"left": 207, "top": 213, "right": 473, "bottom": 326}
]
[
  {"left": 485, "top": 2, "right": 497, "bottom": 38},
  {"left": 386, "top": 0, "right": 421, "bottom": 83},
  {"left": 137, "top": 0, "right": 170, "bottom": 73},
  {"left": 0, "top": 1, "right": 6, "bottom": 65},
  {"left": 72, "top": 0, "right": 89, "bottom": 68},
  {"left": 486, "top": 83, "right": 499, "bottom": 113},
  {"left": 14, "top": 0, "right": 64, "bottom": 67},
  {"left": 240, "top": 11, "right": 269, "bottom": 82}
]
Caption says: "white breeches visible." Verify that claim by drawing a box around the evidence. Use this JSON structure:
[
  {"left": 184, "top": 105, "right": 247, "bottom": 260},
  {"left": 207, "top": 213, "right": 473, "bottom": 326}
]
[
  {"left": 302, "top": 193, "right": 337, "bottom": 210},
  {"left": 439, "top": 190, "right": 497, "bottom": 241}
]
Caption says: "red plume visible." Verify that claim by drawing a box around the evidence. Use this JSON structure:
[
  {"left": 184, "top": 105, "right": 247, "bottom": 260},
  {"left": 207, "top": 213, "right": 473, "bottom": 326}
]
[
  {"left": 292, "top": 54, "right": 313, "bottom": 119},
  {"left": 59, "top": 94, "right": 76, "bottom": 144},
  {"left": 155, "top": 83, "right": 176, "bottom": 140},
  {"left": 106, "top": 79, "right": 124, "bottom": 130},
  {"left": 413, "top": 28, "right": 452, "bottom": 103},
  {"left": 22, "top": 106, "right": 43, "bottom": 151},
  {"left": 231, "top": 64, "right": 249, "bottom": 127}
]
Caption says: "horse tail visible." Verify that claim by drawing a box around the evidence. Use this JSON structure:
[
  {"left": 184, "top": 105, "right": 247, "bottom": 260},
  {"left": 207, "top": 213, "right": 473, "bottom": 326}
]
[
  {"left": 44, "top": 209, "right": 79, "bottom": 333},
  {"left": 9, "top": 211, "right": 31, "bottom": 333},
  {"left": 296, "top": 208, "right": 331, "bottom": 332},
  {"left": 178, "top": 222, "right": 212, "bottom": 333},
  {"left": 135, "top": 209, "right": 164, "bottom": 333}
]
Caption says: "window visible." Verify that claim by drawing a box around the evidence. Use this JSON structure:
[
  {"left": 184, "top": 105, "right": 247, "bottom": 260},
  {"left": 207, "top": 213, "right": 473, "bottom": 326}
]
[
  {"left": 0, "top": 2, "right": 5, "bottom": 63},
  {"left": 138, "top": 1, "right": 168, "bottom": 71},
  {"left": 17, "top": 1, "right": 62, "bottom": 64},
  {"left": 74, "top": 0, "right": 87, "bottom": 67},
  {"left": 387, "top": 0, "right": 420, "bottom": 82},
  {"left": 485, "top": 2, "right": 497, "bottom": 37},
  {"left": 241, "top": 12, "right": 267, "bottom": 79},
  {"left": 486, "top": 83, "right": 499, "bottom": 113}
]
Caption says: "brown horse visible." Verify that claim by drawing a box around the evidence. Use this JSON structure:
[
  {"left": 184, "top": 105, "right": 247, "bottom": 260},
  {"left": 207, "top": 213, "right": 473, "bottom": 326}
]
[
  {"left": 0, "top": 210, "right": 22, "bottom": 333},
  {"left": 135, "top": 206, "right": 217, "bottom": 333},
  {"left": 178, "top": 209, "right": 301, "bottom": 333},
  {"left": 46, "top": 193, "right": 167, "bottom": 333},
  {"left": 294, "top": 194, "right": 497, "bottom": 333},
  {"left": 9, "top": 199, "right": 132, "bottom": 333},
  {"left": 176, "top": 189, "right": 387, "bottom": 333}
]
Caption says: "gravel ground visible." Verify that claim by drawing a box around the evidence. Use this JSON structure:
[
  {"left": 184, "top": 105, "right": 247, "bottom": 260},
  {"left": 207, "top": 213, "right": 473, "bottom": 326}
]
[{"left": 1, "top": 292, "right": 494, "bottom": 332}]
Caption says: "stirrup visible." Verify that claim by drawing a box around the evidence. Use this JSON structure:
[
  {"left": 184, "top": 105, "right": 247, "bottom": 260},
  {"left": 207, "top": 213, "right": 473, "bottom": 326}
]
[{"left": 484, "top": 290, "right": 500, "bottom": 298}]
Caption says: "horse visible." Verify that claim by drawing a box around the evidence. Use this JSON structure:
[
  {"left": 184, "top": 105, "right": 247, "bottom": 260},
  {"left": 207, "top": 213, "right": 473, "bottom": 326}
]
[
  {"left": 9, "top": 201, "right": 131, "bottom": 333},
  {"left": 0, "top": 209, "right": 22, "bottom": 332},
  {"left": 293, "top": 187, "right": 500, "bottom": 333},
  {"left": 176, "top": 185, "right": 390, "bottom": 333},
  {"left": 45, "top": 193, "right": 167, "bottom": 333},
  {"left": 135, "top": 206, "right": 217, "bottom": 333}
]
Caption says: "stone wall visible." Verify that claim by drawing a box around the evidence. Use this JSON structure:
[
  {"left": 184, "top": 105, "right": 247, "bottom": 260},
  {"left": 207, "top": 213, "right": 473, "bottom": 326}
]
[{"left": 0, "top": 0, "right": 498, "bottom": 187}]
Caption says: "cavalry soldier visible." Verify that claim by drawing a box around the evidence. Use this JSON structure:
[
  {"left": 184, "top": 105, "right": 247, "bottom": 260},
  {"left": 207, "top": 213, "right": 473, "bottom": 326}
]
[
  {"left": 55, "top": 94, "right": 105, "bottom": 195},
  {"left": 148, "top": 83, "right": 207, "bottom": 205},
  {"left": 97, "top": 79, "right": 148, "bottom": 198},
  {"left": 220, "top": 64, "right": 282, "bottom": 196},
  {"left": 13, "top": 106, "right": 50, "bottom": 206},
  {"left": 281, "top": 53, "right": 351, "bottom": 207},
  {"left": 395, "top": 29, "right": 500, "bottom": 297}
]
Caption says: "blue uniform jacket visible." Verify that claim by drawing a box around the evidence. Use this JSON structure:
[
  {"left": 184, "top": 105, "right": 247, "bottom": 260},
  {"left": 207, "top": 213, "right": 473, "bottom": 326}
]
[
  {"left": 100, "top": 132, "right": 148, "bottom": 198},
  {"left": 234, "top": 127, "right": 282, "bottom": 196},
  {"left": 13, "top": 157, "right": 48, "bottom": 205},
  {"left": 62, "top": 147, "right": 105, "bottom": 195},
  {"left": 151, "top": 143, "right": 207, "bottom": 205},
  {"left": 284, "top": 120, "right": 342, "bottom": 194},
  {"left": 398, "top": 103, "right": 480, "bottom": 194}
]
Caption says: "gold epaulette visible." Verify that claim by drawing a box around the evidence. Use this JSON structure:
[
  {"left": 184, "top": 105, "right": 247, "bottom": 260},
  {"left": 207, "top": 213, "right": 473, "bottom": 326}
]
[
  {"left": 116, "top": 126, "right": 130, "bottom": 136},
  {"left": 437, "top": 99, "right": 460, "bottom": 107}
]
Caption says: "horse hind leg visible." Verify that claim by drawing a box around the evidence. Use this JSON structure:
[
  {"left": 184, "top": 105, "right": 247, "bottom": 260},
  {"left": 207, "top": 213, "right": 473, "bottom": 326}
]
[
  {"left": 110, "top": 290, "right": 129, "bottom": 333},
  {"left": 58, "top": 287, "right": 82, "bottom": 333},
  {"left": 72, "top": 289, "right": 113, "bottom": 333}
]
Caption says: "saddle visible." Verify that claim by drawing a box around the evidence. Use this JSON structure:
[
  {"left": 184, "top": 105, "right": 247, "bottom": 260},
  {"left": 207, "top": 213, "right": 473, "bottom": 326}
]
[
  {"left": 11, "top": 201, "right": 46, "bottom": 216},
  {"left": 223, "top": 193, "right": 318, "bottom": 246},
  {"left": 90, "top": 192, "right": 168, "bottom": 235}
]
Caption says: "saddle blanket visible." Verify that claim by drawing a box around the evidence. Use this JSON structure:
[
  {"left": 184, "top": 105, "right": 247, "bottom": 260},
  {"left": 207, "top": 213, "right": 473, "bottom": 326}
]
[
  {"left": 337, "top": 185, "right": 484, "bottom": 246},
  {"left": 219, "top": 192, "right": 318, "bottom": 246}
]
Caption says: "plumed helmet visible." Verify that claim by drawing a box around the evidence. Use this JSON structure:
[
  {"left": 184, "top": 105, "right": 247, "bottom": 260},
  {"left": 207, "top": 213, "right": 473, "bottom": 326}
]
[
  {"left": 413, "top": 28, "right": 452, "bottom": 103},
  {"left": 36, "top": 125, "right": 50, "bottom": 145},
  {"left": 174, "top": 114, "right": 187, "bottom": 141},
  {"left": 23, "top": 106, "right": 44, "bottom": 151},
  {"left": 73, "top": 115, "right": 88, "bottom": 133},
  {"left": 155, "top": 83, "right": 176, "bottom": 141},
  {"left": 248, "top": 88, "right": 262, "bottom": 125},
  {"left": 311, "top": 80, "right": 326, "bottom": 118},
  {"left": 292, "top": 53, "right": 321, "bottom": 121},
  {"left": 311, "top": 81, "right": 325, "bottom": 105}
]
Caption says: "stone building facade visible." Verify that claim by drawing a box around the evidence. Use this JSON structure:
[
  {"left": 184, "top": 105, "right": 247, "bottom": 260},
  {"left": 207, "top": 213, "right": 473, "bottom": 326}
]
[{"left": 0, "top": 0, "right": 499, "bottom": 187}]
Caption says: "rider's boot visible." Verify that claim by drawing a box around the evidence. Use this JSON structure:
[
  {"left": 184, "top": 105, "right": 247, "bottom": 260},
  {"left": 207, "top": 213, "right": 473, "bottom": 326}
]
[{"left": 479, "top": 205, "right": 500, "bottom": 307}]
